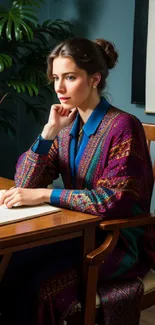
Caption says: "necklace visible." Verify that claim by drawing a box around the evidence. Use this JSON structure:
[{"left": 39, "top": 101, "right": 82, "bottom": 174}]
[
  {"left": 79, "top": 128, "right": 83, "bottom": 136},
  {"left": 78, "top": 121, "right": 84, "bottom": 145},
  {"left": 79, "top": 119, "right": 84, "bottom": 136}
]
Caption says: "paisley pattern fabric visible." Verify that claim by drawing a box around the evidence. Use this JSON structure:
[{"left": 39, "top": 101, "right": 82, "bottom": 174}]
[
  {"left": 98, "top": 278, "right": 144, "bottom": 325},
  {"left": 36, "top": 267, "right": 144, "bottom": 325}
]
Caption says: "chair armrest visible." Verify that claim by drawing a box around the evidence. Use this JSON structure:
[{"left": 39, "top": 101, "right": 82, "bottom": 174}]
[
  {"left": 86, "top": 213, "right": 155, "bottom": 266},
  {"left": 100, "top": 213, "right": 155, "bottom": 231},
  {"left": 86, "top": 230, "right": 119, "bottom": 265}
]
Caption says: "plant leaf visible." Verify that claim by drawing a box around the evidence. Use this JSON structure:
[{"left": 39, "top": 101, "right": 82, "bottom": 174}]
[
  {"left": 0, "top": 1, "right": 37, "bottom": 41},
  {"left": 0, "top": 54, "right": 12, "bottom": 72},
  {"left": 20, "top": 21, "right": 33, "bottom": 40},
  {"left": 6, "top": 17, "right": 13, "bottom": 40},
  {"left": 7, "top": 80, "right": 39, "bottom": 96}
]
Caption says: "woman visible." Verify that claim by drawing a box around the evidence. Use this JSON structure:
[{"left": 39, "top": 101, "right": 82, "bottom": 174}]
[{"left": 0, "top": 37, "right": 155, "bottom": 325}]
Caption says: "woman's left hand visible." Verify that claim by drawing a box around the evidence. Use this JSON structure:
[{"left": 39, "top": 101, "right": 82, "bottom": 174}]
[{"left": 0, "top": 188, "right": 52, "bottom": 208}]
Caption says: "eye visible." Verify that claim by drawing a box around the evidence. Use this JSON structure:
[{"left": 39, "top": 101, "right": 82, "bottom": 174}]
[{"left": 66, "top": 75, "right": 76, "bottom": 81}]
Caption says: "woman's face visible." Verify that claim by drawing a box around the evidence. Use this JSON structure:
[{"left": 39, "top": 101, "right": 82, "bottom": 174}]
[{"left": 52, "top": 56, "right": 95, "bottom": 109}]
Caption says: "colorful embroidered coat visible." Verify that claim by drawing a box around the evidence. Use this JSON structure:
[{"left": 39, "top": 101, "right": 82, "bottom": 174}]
[{"left": 15, "top": 99, "right": 155, "bottom": 278}]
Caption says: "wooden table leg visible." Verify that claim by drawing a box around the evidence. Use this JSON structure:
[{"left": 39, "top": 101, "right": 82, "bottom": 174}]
[
  {"left": 81, "top": 226, "right": 96, "bottom": 324},
  {"left": 84, "top": 264, "right": 100, "bottom": 325},
  {"left": 83, "top": 225, "right": 96, "bottom": 280}
]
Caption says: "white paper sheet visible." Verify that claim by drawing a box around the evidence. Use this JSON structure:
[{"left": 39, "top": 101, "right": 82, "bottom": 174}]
[{"left": 0, "top": 190, "right": 60, "bottom": 226}]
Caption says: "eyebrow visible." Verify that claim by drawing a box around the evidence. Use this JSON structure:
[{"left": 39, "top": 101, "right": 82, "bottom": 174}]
[{"left": 52, "top": 72, "right": 77, "bottom": 76}]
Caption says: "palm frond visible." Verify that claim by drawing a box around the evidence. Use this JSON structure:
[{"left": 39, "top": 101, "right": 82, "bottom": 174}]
[
  {"left": 0, "top": 0, "right": 75, "bottom": 136},
  {"left": 0, "top": 54, "right": 12, "bottom": 72},
  {"left": 35, "top": 19, "right": 74, "bottom": 42},
  {"left": 21, "top": 67, "right": 47, "bottom": 86},
  {"left": 0, "top": 1, "right": 38, "bottom": 41},
  {"left": 7, "top": 80, "right": 39, "bottom": 96}
]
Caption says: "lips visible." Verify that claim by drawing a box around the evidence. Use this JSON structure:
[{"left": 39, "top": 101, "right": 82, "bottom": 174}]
[{"left": 59, "top": 97, "right": 71, "bottom": 100}]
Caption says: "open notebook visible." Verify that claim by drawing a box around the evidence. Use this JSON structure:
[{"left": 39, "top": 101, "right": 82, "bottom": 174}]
[{"left": 0, "top": 190, "right": 61, "bottom": 226}]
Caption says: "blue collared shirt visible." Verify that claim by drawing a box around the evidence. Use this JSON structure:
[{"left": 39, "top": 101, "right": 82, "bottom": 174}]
[{"left": 69, "top": 97, "right": 110, "bottom": 184}]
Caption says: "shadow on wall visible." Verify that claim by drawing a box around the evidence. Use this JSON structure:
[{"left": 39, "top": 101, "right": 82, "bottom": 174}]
[
  {"left": 73, "top": 0, "right": 106, "bottom": 37},
  {"left": 47, "top": 0, "right": 105, "bottom": 38},
  {"left": 73, "top": 0, "right": 104, "bottom": 37}
]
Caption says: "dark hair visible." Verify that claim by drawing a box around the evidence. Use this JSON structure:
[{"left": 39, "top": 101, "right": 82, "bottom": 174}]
[{"left": 47, "top": 37, "right": 118, "bottom": 91}]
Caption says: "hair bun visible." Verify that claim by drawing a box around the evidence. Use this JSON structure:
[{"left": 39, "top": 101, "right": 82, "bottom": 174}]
[{"left": 95, "top": 38, "right": 118, "bottom": 69}]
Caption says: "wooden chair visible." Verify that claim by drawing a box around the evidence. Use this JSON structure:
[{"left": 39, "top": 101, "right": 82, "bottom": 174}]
[
  {"left": 64, "top": 122, "right": 155, "bottom": 325},
  {"left": 83, "top": 122, "right": 155, "bottom": 325},
  {"left": 64, "top": 123, "right": 155, "bottom": 325},
  {"left": 143, "top": 123, "right": 155, "bottom": 179}
]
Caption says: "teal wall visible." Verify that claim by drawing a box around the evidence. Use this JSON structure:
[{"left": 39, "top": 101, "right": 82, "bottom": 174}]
[{"left": 38, "top": 0, "right": 155, "bottom": 123}]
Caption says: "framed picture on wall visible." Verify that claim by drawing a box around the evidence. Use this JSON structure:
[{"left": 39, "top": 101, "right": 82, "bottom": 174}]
[
  {"left": 132, "top": 0, "right": 155, "bottom": 113},
  {"left": 131, "top": 0, "right": 148, "bottom": 105},
  {"left": 145, "top": 0, "right": 155, "bottom": 113}
]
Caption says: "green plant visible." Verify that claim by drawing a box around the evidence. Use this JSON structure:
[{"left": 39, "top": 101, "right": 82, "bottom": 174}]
[{"left": 0, "top": 0, "right": 73, "bottom": 134}]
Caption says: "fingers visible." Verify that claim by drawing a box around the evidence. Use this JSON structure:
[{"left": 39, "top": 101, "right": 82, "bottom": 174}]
[
  {"left": 2, "top": 188, "right": 21, "bottom": 209},
  {"left": 51, "top": 104, "right": 63, "bottom": 113},
  {"left": 0, "top": 189, "right": 15, "bottom": 206},
  {"left": 53, "top": 105, "right": 63, "bottom": 114},
  {"left": 4, "top": 196, "right": 21, "bottom": 209},
  {"left": 52, "top": 104, "right": 62, "bottom": 110},
  {"left": 47, "top": 104, "right": 77, "bottom": 131},
  {"left": 2, "top": 188, "right": 17, "bottom": 200},
  {"left": 68, "top": 107, "right": 77, "bottom": 121},
  {"left": 0, "top": 190, "right": 6, "bottom": 205},
  {"left": 50, "top": 104, "right": 77, "bottom": 118},
  {"left": 48, "top": 104, "right": 62, "bottom": 120},
  {"left": 68, "top": 107, "right": 77, "bottom": 116},
  {"left": 53, "top": 105, "right": 70, "bottom": 116},
  {"left": 3, "top": 195, "right": 16, "bottom": 209}
]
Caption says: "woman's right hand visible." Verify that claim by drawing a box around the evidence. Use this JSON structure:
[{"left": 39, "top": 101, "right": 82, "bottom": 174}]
[{"left": 41, "top": 104, "right": 77, "bottom": 140}]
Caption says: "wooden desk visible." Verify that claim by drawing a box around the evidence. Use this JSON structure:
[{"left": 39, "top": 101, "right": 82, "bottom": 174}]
[{"left": 0, "top": 177, "right": 101, "bottom": 282}]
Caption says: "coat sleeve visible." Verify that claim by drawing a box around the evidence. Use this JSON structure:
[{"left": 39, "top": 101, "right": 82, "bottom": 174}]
[
  {"left": 50, "top": 114, "right": 153, "bottom": 218},
  {"left": 14, "top": 137, "right": 60, "bottom": 188}
]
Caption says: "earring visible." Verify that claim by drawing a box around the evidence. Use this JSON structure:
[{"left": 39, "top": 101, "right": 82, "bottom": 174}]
[{"left": 93, "top": 85, "right": 96, "bottom": 88}]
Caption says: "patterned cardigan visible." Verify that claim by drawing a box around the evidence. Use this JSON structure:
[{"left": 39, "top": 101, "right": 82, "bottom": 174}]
[
  {"left": 15, "top": 105, "right": 155, "bottom": 277},
  {"left": 15, "top": 106, "right": 153, "bottom": 217}
]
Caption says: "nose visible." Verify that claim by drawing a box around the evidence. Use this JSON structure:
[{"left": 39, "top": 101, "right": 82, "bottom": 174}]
[{"left": 55, "top": 79, "right": 66, "bottom": 94}]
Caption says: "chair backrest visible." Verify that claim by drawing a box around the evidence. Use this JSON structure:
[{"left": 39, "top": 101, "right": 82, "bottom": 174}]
[{"left": 142, "top": 123, "right": 155, "bottom": 180}]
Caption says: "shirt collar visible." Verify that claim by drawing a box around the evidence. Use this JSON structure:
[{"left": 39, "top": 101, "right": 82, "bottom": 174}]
[
  {"left": 70, "top": 113, "right": 80, "bottom": 137},
  {"left": 70, "top": 97, "right": 110, "bottom": 138}
]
